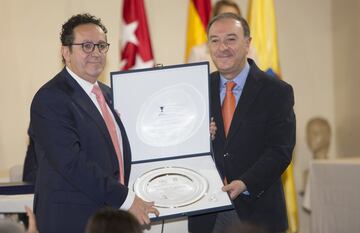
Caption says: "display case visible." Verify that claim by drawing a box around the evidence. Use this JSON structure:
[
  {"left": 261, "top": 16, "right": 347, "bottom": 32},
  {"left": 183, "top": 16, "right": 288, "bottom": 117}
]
[{"left": 111, "top": 62, "right": 233, "bottom": 220}]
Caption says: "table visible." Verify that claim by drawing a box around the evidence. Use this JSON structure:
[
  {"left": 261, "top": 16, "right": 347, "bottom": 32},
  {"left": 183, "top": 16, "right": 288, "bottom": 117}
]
[
  {"left": 310, "top": 158, "right": 360, "bottom": 233},
  {"left": 0, "top": 194, "right": 33, "bottom": 213}
]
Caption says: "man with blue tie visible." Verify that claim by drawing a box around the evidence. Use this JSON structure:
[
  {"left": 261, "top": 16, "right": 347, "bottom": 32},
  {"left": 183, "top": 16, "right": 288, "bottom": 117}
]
[{"left": 30, "top": 13, "right": 158, "bottom": 233}]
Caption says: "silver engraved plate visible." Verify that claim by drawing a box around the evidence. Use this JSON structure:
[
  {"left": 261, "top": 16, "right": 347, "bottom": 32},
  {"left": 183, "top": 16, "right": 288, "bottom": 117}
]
[{"left": 133, "top": 167, "right": 208, "bottom": 208}]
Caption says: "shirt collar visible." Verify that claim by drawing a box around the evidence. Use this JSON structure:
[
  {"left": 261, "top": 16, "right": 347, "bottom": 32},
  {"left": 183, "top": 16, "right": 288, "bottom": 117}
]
[
  {"left": 220, "top": 61, "right": 250, "bottom": 91},
  {"left": 66, "top": 66, "right": 98, "bottom": 95}
]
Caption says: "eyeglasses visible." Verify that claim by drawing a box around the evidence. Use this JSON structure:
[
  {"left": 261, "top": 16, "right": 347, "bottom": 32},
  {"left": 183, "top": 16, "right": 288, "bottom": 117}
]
[{"left": 69, "top": 42, "right": 110, "bottom": 54}]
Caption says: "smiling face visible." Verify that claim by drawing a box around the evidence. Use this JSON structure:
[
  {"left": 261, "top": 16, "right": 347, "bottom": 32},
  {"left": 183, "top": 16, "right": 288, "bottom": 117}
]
[
  {"left": 61, "top": 23, "right": 107, "bottom": 83},
  {"left": 208, "top": 18, "right": 251, "bottom": 80}
]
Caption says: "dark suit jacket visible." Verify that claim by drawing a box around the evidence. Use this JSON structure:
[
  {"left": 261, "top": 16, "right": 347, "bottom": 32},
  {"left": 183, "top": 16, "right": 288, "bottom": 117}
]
[
  {"left": 23, "top": 126, "right": 37, "bottom": 183},
  {"left": 23, "top": 139, "right": 37, "bottom": 183},
  {"left": 189, "top": 59, "right": 295, "bottom": 233},
  {"left": 30, "top": 68, "right": 132, "bottom": 233}
]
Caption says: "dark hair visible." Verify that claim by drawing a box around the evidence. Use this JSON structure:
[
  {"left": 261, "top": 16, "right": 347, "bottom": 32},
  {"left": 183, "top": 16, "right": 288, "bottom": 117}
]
[
  {"left": 60, "top": 13, "right": 108, "bottom": 46},
  {"left": 207, "top": 12, "right": 250, "bottom": 38},
  {"left": 0, "top": 219, "right": 26, "bottom": 233},
  {"left": 212, "top": 0, "right": 242, "bottom": 17},
  {"left": 85, "top": 208, "right": 142, "bottom": 233},
  {"left": 224, "top": 222, "right": 269, "bottom": 233}
]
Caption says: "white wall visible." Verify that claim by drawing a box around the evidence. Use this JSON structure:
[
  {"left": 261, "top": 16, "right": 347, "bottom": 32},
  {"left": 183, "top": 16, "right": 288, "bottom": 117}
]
[
  {"left": 333, "top": 0, "right": 360, "bottom": 158},
  {"left": 0, "top": 0, "right": 124, "bottom": 177},
  {"left": 275, "top": 0, "right": 337, "bottom": 194}
]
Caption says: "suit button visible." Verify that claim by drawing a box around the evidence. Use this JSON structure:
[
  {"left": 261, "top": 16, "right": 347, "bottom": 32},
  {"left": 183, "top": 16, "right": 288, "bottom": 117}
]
[
  {"left": 224, "top": 153, "right": 229, "bottom": 157},
  {"left": 257, "top": 190, "right": 265, "bottom": 198}
]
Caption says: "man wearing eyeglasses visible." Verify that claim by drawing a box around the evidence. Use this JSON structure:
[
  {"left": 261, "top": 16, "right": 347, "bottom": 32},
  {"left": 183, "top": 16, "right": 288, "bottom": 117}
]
[{"left": 29, "top": 13, "right": 158, "bottom": 233}]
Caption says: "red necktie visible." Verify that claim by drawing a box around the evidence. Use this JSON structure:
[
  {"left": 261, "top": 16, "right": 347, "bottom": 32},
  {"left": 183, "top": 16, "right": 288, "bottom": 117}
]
[
  {"left": 92, "top": 85, "right": 124, "bottom": 184},
  {"left": 222, "top": 81, "right": 236, "bottom": 137}
]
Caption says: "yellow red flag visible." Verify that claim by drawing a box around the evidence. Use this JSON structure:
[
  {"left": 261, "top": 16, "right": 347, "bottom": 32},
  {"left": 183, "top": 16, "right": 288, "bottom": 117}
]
[{"left": 184, "top": 0, "right": 211, "bottom": 61}]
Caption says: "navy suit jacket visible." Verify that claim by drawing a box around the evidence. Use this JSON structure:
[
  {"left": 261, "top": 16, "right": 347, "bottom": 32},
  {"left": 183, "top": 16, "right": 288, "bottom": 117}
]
[
  {"left": 189, "top": 59, "right": 295, "bottom": 233},
  {"left": 30, "top": 68, "right": 132, "bottom": 233},
  {"left": 23, "top": 126, "right": 37, "bottom": 183}
]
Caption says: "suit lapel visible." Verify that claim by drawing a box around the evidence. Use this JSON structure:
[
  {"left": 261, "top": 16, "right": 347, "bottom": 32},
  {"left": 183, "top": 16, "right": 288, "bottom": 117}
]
[
  {"left": 61, "top": 69, "right": 116, "bottom": 155},
  {"left": 211, "top": 72, "right": 226, "bottom": 143},
  {"left": 101, "top": 85, "right": 132, "bottom": 184},
  {"left": 111, "top": 108, "right": 132, "bottom": 184},
  {"left": 225, "top": 63, "right": 263, "bottom": 146}
]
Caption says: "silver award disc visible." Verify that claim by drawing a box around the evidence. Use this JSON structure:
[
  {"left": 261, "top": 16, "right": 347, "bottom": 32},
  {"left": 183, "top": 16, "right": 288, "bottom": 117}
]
[{"left": 133, "top": 167, "right": 208, "bottom": 208}]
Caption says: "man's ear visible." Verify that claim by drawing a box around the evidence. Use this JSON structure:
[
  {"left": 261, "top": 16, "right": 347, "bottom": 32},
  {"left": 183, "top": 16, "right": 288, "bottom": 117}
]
[
  {"left": 61, "top": 46, "right": 70, "bottom": 64},
  {"left": 246, "top": 37, "right": 252, "bottom": 47}
]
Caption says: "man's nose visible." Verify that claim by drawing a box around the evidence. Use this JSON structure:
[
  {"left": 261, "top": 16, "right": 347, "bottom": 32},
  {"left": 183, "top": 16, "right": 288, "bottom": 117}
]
[
  {"left": 91, "top": 46, "right": 102, "bottom": 56},
  {"left": 218, "top": 40, "right": 228, "bottom": 51}
]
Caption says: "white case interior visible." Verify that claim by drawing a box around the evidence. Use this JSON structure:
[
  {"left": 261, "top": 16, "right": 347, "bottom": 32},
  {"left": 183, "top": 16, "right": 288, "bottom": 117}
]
[{"left": 111, "top": 63, "right": 233, "bottom": 219}]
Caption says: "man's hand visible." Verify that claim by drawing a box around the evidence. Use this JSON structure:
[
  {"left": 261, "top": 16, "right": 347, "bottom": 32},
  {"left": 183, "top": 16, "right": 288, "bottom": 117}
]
[
  {"left": 210, "top": 117, "right": 217, "bottom": 141},
  {"left": 129, "top": 195, "right": 159, "bottom": 225},
  {"left": 25, "top": 205, "right": 38, "bottom": 233},
  {"left": 222, "top": 180, "right": 247, "bottom": 200}
]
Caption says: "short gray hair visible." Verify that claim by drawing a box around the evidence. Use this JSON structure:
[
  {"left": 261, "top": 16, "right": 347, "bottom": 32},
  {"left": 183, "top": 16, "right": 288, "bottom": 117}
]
[{"left": 207, "top": 12, "right": 250, "bottom": 38}]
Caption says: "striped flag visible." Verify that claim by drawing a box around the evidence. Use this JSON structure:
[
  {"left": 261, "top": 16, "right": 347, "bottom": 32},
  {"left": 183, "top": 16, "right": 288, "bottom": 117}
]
[
  {"left": 184, "top": 0, "right": 212, "bottom": 61},
  {"left": 248, "top": 1, "right": 299, "bottom": 232},
  {"left": 120, "top": 0, "right": 154, "bottom": 70}
]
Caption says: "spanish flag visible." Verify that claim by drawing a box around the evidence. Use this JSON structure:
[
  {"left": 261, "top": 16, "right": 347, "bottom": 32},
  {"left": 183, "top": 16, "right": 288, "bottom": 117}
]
[
  {"left": 248, "top": 1, "right": 299, "bottom": 232},
  {"left": 184, "top": 0, "right": 211, "bottom": 61}
]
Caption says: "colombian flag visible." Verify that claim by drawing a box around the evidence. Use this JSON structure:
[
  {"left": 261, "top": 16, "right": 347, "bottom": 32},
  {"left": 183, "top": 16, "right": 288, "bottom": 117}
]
[
  {"left": 184, "top": 0, "right": 211, "bottom": 61},
  {"left": 248, "top": 1, "right": 299, "bottom": 232}
]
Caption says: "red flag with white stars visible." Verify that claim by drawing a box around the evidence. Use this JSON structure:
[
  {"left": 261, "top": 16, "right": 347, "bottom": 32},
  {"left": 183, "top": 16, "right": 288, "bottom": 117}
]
[{"left": 120, "top": 0, "right": 154, "bottom": 70}]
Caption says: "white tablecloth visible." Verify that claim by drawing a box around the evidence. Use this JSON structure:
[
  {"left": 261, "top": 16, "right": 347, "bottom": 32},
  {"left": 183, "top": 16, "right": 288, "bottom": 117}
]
[
  {"left": 0, "top": 194, "right": 33, "bottom": 213},
  {"left": 310, "top": 158, "right": 360, "bottom": 233}
]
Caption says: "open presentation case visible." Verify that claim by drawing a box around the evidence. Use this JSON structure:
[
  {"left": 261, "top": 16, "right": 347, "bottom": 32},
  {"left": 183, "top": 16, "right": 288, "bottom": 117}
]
[{"left": 111, "top": 62, "right": 233, "bottom": 220}]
